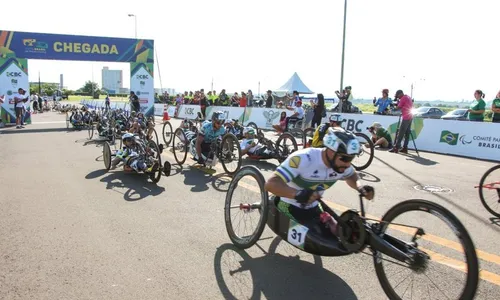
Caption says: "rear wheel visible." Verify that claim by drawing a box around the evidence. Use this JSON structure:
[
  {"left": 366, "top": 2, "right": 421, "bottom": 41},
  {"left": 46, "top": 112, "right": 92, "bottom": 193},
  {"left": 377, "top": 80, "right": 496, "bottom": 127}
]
[
  {"left": 220, "top": 133, "right": 242, "bottom": 175},
  {"left": 224, "top": 166, "right": 269, "bottom": 249},
  {"left": 103, "top": 142, "right": 111, "bottom": 170},
  {"left": 352, "top": 132, "right": 374, "bottom": 171},
  {"left": 275, "top": 133, "right": 298, "bottom": 163},
  {"left": 88, "top": 123, "right": 94, "bottom": 140},
  {"left": 162, "top": 121, "right": 173, "bottom": 146},
  {"left": 148, "top": 140, "right": 162, "bottom": 184},
  {"left": 173, "top": 128, "right": 188, "bottom": 165},
  {"left": 374, "top": 200, "right": 479, "bottom": 300},
  {"left": 478, "top": 164, "right": 500, "bottom": 217}
]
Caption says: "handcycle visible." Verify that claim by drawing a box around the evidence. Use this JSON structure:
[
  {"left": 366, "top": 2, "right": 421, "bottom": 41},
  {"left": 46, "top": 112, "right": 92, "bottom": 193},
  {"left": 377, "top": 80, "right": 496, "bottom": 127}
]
[
  {"left": 475, "top": 164, "right": 500, "bottom": 217},
  {"left": 172, "top": 128, "right": 242, "bottom": 175},
  {"left": 244, "top": 132, "right": 298, "bottom": 163},
  {"left": 224, "top": 165, "right": 479, "bottom": 300},
  {"left": 303, "top": 127, "right": 374, "bottom": 171},
  {"left": 101, "top": 134, "right": 170, "bottom": 184}
]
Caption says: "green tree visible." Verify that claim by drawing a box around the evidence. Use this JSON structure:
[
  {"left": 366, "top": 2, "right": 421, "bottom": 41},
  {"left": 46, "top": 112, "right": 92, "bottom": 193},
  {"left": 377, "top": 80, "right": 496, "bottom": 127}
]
[{"left": 79, "top": 81, "right": 100, "bottom": 98}]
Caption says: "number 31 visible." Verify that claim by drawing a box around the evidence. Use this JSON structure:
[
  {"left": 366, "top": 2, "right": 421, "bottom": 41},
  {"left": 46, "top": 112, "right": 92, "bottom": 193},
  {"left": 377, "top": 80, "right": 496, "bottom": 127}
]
[{"left": 291, "top": 229, "right": 303, "bottom": 243}]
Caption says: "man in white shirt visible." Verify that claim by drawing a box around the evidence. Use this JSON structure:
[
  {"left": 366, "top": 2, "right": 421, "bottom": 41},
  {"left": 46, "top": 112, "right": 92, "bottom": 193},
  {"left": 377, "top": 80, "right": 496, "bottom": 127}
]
[
  {"left": 284, "top": 100, "right": 305, "bottom": 131},
  {"left": 14, "top": 88, "right": 28, "bottom": 129},
  {"left": 239, "top": 127, "right": 277, "bottom": 159}
]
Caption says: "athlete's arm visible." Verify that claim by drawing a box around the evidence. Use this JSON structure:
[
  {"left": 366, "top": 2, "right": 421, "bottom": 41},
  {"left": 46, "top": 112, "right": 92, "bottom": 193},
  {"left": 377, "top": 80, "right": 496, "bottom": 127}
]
[{"left": 344, "top": 169, "right": 374, "bottom": 200}]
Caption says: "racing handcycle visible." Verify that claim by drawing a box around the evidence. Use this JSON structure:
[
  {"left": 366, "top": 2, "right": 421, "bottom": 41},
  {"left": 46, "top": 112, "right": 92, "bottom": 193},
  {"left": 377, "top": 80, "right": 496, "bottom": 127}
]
[
  {"left": 101, "top": 133, "right": 170, "bottom": 184},
  {"left": 224, "top": 166, "right": 479, "bottom": 300},
  {"left": 172, "top": 127, "right": 242, "bottom": 175}
]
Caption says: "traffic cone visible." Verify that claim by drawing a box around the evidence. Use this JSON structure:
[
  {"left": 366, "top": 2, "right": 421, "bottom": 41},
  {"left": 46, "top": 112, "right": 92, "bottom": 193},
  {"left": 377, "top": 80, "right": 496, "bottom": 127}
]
[{"left": 163, "top": 104, "right": 170, "bottom": 121}]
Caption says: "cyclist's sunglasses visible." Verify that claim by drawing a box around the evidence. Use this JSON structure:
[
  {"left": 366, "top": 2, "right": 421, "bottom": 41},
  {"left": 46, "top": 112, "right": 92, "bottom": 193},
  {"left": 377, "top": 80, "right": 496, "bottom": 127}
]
[
  {"left": 338, "top": 154, "right": 355, "bottom": 163},
  {"left": 214, "top": 119, "right": 224, "bottom": 125}
]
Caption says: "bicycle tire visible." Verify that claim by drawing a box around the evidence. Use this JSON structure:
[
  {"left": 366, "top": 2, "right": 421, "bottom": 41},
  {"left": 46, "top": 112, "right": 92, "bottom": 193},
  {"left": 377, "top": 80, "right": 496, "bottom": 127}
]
[
  {"left": 374, "top": 199, "right": 479, "bottom": 300},
  {"left": 220, "top": 133, "right": 242, "bottom": 175},
  {"left": 353, "top": 132, "right": 374, "bottom": 171},
  {"left": 478, "top": 164, "right": 500, "bottom": 217}
]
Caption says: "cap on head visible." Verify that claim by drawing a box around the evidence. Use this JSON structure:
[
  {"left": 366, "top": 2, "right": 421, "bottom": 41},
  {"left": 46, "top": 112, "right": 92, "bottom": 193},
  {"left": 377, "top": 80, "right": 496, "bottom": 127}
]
[{"left": 371, "top": 122, "right": 382, "bottom": 129}]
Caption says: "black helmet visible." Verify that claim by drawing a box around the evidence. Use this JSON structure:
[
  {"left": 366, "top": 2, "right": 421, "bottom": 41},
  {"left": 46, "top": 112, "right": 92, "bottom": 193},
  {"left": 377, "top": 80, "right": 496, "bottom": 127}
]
[{"left": 211, "top": 111, "right": 225, "bottom": 125}]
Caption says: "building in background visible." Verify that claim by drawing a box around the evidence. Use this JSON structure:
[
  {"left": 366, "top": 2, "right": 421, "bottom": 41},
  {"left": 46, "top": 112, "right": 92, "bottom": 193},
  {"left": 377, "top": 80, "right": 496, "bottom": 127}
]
[{"left": 101, "top": 66, "right": 123, "bottom": 94}]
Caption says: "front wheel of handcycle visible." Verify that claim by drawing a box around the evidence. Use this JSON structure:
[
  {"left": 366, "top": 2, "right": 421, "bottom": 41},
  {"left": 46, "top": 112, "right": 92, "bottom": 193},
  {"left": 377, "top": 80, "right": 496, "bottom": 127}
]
[
  {"left": 220, "top": 133, "right": 242, "bottom": 175},
  {"left": 352, "top": 132, "right": 374, "bottom": 171},
  {"left": 275, "top": 132, "right": 298, "bottom": 163},
  {"left": 373, "top": 199, "right": 479, "bottom": 300},
  {"left": 88, "top": 123, "right": 94, "bottom": 140},
  {"left": 478, "top": 164, "right": 500, "bottom": 217},
  {"left": 224, "top": 166, "right": 269, "bottom": 249},
  {"left": 162, "top": 121, "right": 173, "bottom": 146},
  {"left": 173, "top": 127, "right": 188, "bottom": 165}
]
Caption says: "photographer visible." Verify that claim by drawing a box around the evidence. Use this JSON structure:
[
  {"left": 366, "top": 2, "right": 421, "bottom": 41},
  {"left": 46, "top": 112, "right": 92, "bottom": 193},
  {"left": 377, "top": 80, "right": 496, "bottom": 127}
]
[
  {"left": 335, "top": 86, "right": 353, "bottom": 113},
  {"left": 373, "top": 89, "right": 392, "bottom": 115},
  {"left": 389, "top": 90, "right": 413, "bottom": 154},
  {"left": 367, "top": 122, "right": 393, "bottom": 149}
]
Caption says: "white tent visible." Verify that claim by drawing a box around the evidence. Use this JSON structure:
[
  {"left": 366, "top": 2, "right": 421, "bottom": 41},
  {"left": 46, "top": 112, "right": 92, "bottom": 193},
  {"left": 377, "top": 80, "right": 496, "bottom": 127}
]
[{"left": 275, "top": 72, "right": 314, "bottom": 94}]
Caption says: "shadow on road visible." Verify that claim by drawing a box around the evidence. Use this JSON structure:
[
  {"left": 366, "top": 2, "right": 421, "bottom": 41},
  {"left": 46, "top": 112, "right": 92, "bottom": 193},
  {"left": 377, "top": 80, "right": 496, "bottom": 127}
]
[
  {"left": 180, "top": 167, "right": 231, "bottom": 193},
  {"left": 241, "top": 159, "right": 278, "bottom": 171},
  {"left": 214, "top": 243, "right": 358, "bottom": 300},
  {"left": 358, "top": 171, "right": 381, "bottom": 183},
  {"left": 403, "top": 154, "right": 439, "bottom": 166},
  {"left": 0, "top": 127, "right": 72, "bottom": 134},
  {"left": 490, "top": 218, "right": 500, "bottom": 227},
  {"left": 85, "top": 169, "right": 165, "bottom": 201},
  {"left": 375, "top": 156, "right": 500, "bottom": 232}
]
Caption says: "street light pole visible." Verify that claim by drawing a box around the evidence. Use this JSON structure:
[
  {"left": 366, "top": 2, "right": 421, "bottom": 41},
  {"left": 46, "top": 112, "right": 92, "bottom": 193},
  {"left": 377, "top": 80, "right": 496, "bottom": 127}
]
[
  {"left": 339, "top": 0, "right": 348, "bottom": 113},
  {"left": 128, "top": 14, "right": 137, "bottom": 38}
]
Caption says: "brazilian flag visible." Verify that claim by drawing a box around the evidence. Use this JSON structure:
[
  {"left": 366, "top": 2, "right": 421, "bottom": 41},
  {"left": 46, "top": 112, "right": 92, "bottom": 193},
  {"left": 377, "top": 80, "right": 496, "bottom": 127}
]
[{"left": 440, "top": 130, "right": 459, "bottom": 145}]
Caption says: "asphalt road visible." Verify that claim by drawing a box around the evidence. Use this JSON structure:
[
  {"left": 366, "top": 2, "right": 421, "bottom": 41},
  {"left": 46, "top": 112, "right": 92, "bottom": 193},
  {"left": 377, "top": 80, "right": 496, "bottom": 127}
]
[{"left": 1, "top": 111, "right": 499, "bottom": 300}]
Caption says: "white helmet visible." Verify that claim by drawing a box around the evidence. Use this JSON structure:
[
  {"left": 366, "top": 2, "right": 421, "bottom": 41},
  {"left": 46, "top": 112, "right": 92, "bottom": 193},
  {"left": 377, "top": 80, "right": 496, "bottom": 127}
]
[
  {"left": 122, "top": 132, "right": 134, "bottom": 141},
  {"left": 243, "top": 127, "right": 256, "bottom": 136},
  {"left": 329, "top": 113, "right": 343, "bottom": 123},
  {"left": 322, "top": 127, "right": 360, "bottom": 156}
]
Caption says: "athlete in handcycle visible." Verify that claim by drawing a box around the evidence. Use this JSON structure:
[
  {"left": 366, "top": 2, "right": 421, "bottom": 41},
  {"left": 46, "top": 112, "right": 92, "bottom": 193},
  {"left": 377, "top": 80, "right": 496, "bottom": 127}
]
[
  {"left": 224, "top": 126, "right": 479, "bottom": 300},
  {"left": 304, "top": 113, "right": 374, "bottom": 171},
  {"left": 172, "top": 111, "right": 243, "bottom": 174},
  {"left": 239, "top": 126, "right": 298, "bottom": 163}
]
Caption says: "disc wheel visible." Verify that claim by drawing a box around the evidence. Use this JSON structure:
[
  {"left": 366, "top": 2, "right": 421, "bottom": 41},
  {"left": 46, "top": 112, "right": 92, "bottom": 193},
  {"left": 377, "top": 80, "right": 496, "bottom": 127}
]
[
  {"left": 103, "top": 142, "right": 111, "bottom": 170},
  {"left": 352, "top": 132, "right": 374, "bottom": 171},
  {"left": 173, "top": 128, "right": 188, "bottom": 165},
  {"left": 224, "top": 166, "right": 269, "bottom": 249},
  {"left": 162, "top": 121, "right": 173, "bottom": 146},
  {"left": 478, "top": 164, "right": 500, "bottom": 217},
  {"left": 220, "top": 133, "right": 242, "bottom": 175},
  {"left": 374, "top": 200, "right": 479, "bottom": 300}
]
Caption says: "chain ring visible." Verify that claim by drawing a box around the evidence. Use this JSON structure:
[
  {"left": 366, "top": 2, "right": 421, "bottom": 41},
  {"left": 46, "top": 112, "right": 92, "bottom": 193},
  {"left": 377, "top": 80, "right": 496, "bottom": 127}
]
[{"left": 337, "top": 210, "right": 367, "bottom": 253}]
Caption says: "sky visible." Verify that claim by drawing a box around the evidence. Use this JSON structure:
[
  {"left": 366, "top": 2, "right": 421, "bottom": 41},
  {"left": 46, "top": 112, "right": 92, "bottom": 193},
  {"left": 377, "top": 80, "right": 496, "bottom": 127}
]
[{"left": 2, "top": 0, "right": 499, "bottom": 101}]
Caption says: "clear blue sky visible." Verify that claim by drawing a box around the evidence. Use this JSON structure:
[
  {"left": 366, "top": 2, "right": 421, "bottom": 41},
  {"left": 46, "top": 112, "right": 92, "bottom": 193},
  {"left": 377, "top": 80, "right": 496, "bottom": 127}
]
[{"left": 2, "top": 0, "right": 498, "bottom": 101}]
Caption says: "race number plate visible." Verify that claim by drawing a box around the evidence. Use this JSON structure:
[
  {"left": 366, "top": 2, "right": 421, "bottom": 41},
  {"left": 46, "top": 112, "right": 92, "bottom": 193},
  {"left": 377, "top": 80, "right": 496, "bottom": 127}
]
[{"left": 287, "top": 220, "right": 309, "bottom": 249}]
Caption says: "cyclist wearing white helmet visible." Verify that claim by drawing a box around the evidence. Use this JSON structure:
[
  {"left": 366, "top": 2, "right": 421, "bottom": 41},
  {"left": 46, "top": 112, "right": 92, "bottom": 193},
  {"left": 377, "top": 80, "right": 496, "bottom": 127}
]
[
  {"left": 195, "top": 111, "right": 226, "bottom": 164},
  {"left": 307, "top": 113, "right": 343, "bottom": 148},
  {"left": 240, "top": 127, "right": 276, "bottom": 159},
  {"left": 265, "top": 127, "right": 374, "bottom": 235},
  {"left": 110, "top": 132, "right": 159, "bottom": 172}
]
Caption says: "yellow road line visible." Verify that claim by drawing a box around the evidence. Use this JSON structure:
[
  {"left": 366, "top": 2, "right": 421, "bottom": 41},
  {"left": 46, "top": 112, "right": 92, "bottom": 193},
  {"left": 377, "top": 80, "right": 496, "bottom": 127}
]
[{"left": 161, "top": 147, "right": 500, "bottom": 271}]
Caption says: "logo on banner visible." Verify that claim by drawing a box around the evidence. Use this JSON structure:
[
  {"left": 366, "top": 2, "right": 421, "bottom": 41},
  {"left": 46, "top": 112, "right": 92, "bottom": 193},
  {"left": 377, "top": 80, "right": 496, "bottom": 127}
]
[
  {"left": 184, "top": 107, "right": 195, "bottom": 115},
  {"left": 440, "top": 130, "right": 459, "bottom": 146},
  {"left": 136, "top": 75, "right": 149, "bottom": 80},
  {"left": 7, "top": 90, "right": 13, "bottom": 96},
  {"left": 6, "top": 72, "right": 22, "bottom": 77},
  {"left": 263, "top": 110, "right": 280, "bottom": 127},
  {"left": 23, "top": 39, "right": 48, "bottom": 54},
  {"left": 11, "top": 79, "right": 18, "bottom": 88},
  {"left": 140, "top": 81, "right": 145, "bottom": 88},
  {"left": 459, "top": 135, "right": 472, "bottom": 145}
]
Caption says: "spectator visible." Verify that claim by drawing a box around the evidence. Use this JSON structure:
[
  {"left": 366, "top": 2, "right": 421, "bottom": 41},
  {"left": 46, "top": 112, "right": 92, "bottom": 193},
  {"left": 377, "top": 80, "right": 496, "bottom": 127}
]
[
  {"left": 468, "top": 90, "right": 486, "bottom": 122},
  {"left": 247, "top": 90, "right": 254, "bottom": 107},
  {"left": 14, "top": 88, "right": 28, "bottom": 129},
  {"left": 218, "top": 89, "right": 229, "bottom": 106},
  {"left": 367, "top": 122, "right": 393, "bottom": 149},
  {"left": 230, "top": 92, "right": 239, "bottom": 107},
  {"left": 492, "top": 90, "right": 500, "bottom": 123},
  {"left": 129, "top": 91, "right": 140, "bottom": 113},
  {"left": 37, "top": 92, "right": 43, "bottom": 113},
  {"left": 105, "top": 94, "right": 110, "bottom": 110},
  {"left": 240, "top": 92, "right": 247, "bottom": 107},
  {"left": 199, "top": 90, "right": 209, "bottom": 118},
  {"left": 272, "top": 111, "right": 287, "bottom": 135},
  {"left": 265, "top": 90, "right": 274, "bottom": 108},
  {"left": 311, "top": 93, "right": 325, "bottom": 128},
  {"left": 284, "top": 100, "right": 305, "bottom": 130},
  {"left": 373, "top": 89, "right": 392, "bottom": 115},
  {"left": 390, "top": 90, "right": 413, "bottom": 154}
]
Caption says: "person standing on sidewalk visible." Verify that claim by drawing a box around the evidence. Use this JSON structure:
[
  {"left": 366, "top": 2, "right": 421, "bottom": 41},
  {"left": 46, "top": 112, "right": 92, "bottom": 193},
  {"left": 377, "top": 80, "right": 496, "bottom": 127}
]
[
  {"left": 14, "top": 88, "right": 28, "bottom": 129},
  {"left": 390, "top": 90, "right": 413, "bottom": 154},
  {"left": 129, "top": 91, "right": 140, "bottom": 113}
]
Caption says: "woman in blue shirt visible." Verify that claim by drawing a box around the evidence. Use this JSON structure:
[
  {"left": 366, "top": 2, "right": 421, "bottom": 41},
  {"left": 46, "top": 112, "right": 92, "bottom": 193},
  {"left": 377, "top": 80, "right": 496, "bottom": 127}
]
[{"left": 373, "top": 89, "right": 392, "bottom": 115}]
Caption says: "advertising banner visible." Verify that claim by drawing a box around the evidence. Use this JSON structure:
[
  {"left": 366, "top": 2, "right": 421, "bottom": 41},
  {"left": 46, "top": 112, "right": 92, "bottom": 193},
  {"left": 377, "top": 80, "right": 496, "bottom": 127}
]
[
  {"left": 0, "top": 30, "right": 154, "bottom": 63},
  {"left": 0, "top": 57, "right": 31, "bottom": 124},
  {"left": 177, "top": 105, "right": 202, "bottom": 120},
  {"left": 244, "top": 107, "right": 296, "bottom": 129},
  {"left": 205, "top": 106, "right": 246, "bottom": 123},
  {"left": 130, "top": 62, "right": 154, "bottom": 117}
]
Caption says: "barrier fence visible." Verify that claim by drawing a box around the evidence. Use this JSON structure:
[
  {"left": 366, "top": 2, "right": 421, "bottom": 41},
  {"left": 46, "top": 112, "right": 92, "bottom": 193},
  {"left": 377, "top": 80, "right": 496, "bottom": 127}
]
[{"left": 80, "top": 100, "right": 499, "bottom": 162}]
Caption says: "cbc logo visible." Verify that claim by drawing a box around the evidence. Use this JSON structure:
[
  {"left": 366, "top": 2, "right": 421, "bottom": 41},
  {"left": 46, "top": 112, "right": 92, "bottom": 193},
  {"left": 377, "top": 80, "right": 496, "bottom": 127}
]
[
  {"left": 7, "top": 72, "right": 22, "bottom": 77},
  {"left": 136, "top": 75, "right": 149, "bottom": 79}
]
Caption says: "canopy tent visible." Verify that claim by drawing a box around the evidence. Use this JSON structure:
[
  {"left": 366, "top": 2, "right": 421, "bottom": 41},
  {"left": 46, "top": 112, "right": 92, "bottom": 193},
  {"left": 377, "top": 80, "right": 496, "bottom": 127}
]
[{"left": 275, "top": 72, "right": 314, "bottom": 94}]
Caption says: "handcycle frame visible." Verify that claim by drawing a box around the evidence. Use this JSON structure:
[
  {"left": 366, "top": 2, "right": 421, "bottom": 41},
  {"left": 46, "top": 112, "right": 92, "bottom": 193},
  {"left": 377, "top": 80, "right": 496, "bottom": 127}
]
[
  {"left": 475, "top": 164, "right": 500, "bottom": 217},
  {"left": 224, "top": 166, "right": 479, "bottom": 299},
  {"left": 245, "top": 132, "right": 298, "bottom": 163}
]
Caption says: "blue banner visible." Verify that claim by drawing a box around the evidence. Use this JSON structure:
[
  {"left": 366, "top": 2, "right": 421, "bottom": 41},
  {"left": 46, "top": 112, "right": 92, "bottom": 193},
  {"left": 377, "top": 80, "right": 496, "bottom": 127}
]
[{"left": 0, "top": 30, "right": 154, "bottom": 63}]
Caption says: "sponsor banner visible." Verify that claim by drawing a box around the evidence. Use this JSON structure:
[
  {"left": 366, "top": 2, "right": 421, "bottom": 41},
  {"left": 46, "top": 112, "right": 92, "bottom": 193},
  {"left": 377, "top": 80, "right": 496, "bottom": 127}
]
[
  {"left": 205, "top": 106, "right": 246, "bottom": 123},
  {"left": 153, "top": 104, "right": 177, "bottom": 117},
  {"left": 0, "top": 30, "right": 154, "bottom": 63},
  {"left": 0, "top": 57, "right": 31, "bottom": 124},
  {"left": 244, "top": 107, "right": 296, "bottom": 129},
  {"left": 177, "top": 105, "right": 201, "bottom": 119},
  {"left": 130, "top": 62, "right": 154, "bottom": 117}
]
